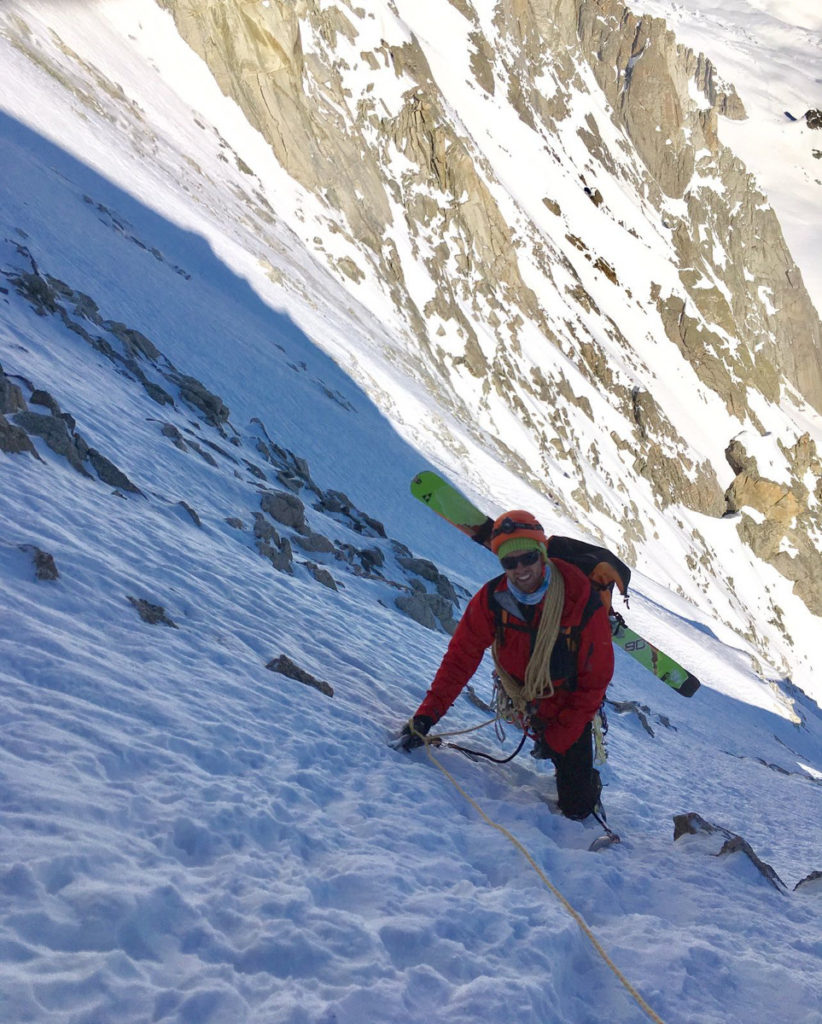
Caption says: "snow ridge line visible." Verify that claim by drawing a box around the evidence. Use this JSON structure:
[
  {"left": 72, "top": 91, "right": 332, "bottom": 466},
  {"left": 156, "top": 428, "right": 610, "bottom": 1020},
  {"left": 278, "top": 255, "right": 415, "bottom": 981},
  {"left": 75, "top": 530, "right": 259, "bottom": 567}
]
[{"left": 422, "top": 740, "right": 666, "bottom": 1024}]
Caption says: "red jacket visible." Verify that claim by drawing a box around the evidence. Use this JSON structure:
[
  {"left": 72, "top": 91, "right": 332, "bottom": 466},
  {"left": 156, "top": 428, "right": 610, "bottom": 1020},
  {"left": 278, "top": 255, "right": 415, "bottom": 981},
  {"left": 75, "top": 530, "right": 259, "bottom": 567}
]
[{"left": 415, "top": 559, "right": 614, "bottom": 754}]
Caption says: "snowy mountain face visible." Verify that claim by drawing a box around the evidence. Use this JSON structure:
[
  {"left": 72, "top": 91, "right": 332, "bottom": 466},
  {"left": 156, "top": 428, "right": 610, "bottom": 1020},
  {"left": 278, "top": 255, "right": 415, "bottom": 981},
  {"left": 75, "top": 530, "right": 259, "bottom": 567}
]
[
  {"left": 1, "top": 0, "right": 821, "bottom": 686},
  {"left": 147, "top": 0, "right": 822, "bottom": 692},
  {"left": 1, "top": 2, "right": 822, "bottom": 1022}
]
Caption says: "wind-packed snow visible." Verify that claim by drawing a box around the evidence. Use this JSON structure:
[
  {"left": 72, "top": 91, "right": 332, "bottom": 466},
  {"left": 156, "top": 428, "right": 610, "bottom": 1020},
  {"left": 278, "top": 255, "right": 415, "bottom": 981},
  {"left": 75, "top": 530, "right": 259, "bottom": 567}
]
[{"left": 1, "top": 2, "right": 821, "bottom": 1023}]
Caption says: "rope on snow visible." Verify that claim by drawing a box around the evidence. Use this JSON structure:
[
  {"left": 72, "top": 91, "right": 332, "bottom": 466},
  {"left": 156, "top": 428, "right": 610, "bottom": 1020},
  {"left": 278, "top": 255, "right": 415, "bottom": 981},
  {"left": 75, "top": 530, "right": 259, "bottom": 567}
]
[{"left": 421, "top": 738, "right": 666, "bottom": 1024}]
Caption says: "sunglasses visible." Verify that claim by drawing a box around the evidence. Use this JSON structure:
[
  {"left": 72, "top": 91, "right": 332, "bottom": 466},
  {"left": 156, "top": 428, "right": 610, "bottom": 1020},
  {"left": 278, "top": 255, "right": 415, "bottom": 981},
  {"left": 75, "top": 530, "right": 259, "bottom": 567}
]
[{"left": 500, "top": 550, "right": 542, "bottom": 571}]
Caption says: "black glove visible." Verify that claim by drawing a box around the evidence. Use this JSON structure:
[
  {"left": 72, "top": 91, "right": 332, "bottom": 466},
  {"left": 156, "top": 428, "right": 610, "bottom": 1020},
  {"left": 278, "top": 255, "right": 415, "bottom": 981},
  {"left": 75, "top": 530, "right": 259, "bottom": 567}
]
[{"left": 396, "top": 714, "right": 435, "bottom": 751}]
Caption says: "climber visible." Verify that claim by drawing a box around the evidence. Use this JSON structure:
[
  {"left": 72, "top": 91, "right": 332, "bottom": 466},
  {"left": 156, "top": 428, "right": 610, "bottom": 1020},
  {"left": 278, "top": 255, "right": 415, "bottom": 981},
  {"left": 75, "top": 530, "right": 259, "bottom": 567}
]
[{"left": 396, "top": 510, "right": 614, "bottom": 821}]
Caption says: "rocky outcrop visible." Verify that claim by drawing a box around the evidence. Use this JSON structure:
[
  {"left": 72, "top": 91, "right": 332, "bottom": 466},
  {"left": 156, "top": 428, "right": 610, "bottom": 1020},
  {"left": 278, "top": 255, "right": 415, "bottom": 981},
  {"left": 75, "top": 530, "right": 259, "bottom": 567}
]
[
  {"left": 18, "top": 544, "right": 60, "bottom": 581},
  {"left": 673, "top": 812, "right": 788, "bottom": 893},
  {"left": 0, "top": 356, "right": 141, "bottom": 491},
  {"left": 572, "top": 0, "right": 822, "bottom": 417},
  {"left": 158, "top": 0, "right": 821, "bottom": 480},
  {"left": 128, "top": 596, "right": 178, "bottom": 628},
  {"left": 628, "top": 387, "right": 725, "bottom": 515},
  {"left": 605, "top": 698, "right": 675, "bottom": 738},
  {"left": 260, "top": 490, "right": 307, "bottom": 532},
  {"left": 1, "top": 243, "right": 231, "bottom": 442},
  {"left": 725, "top": 434, "right": 822, "bottom": 616},
  {"left": 1, "top": 236, "right": 465, "bottom": 631},
  {"left": 795, "top": 870, "right": 822, "bottom": 894},
  {"left": 266, "top": 654, "right": 334, "bottom": 698},
  {"left": 394, "top": 553, "right": 462, "bottom": 633},
  {"left": 0, "top": 412, "right": 38, "bottom": 457}
]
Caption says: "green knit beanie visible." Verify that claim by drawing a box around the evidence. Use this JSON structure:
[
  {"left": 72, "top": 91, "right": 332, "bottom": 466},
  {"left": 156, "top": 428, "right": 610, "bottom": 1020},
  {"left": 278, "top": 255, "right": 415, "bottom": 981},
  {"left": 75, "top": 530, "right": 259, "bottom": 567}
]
[{"left": 497, "top": 538, "right": 547, "bottom": 562}]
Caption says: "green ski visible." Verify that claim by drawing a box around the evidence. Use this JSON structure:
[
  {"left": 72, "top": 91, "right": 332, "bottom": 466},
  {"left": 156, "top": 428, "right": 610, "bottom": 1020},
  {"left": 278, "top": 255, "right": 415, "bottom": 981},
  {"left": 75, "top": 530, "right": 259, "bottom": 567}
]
[
  {"left": 410, "top": 470, "right": 493, "bottom": 545},
  {"left": 411, "top": 470, "right": 700, "bottom": 697},
  {"left": 609, "top": 613, "right": 699, "bottom": 696}
]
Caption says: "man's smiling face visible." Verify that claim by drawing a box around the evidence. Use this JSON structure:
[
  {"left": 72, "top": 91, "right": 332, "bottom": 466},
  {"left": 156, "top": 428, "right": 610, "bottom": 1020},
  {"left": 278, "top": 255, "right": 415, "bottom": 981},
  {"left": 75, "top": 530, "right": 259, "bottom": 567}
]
[{"left": 501, "top": 548, "right": 545, "bottom": 594}]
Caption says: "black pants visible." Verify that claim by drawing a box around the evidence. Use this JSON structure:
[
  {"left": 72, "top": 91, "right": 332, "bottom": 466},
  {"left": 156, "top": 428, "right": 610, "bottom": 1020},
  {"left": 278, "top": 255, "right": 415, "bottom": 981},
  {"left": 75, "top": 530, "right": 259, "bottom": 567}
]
[{"left": 552, "top": 721, "right": 601, "bottom": 820}]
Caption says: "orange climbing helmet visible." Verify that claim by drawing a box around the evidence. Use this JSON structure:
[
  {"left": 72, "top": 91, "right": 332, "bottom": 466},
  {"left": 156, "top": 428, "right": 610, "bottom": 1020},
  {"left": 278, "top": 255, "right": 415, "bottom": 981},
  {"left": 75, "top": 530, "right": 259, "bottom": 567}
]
[{"left": 490, "top": 510, "right": 547, "bottom": 558}]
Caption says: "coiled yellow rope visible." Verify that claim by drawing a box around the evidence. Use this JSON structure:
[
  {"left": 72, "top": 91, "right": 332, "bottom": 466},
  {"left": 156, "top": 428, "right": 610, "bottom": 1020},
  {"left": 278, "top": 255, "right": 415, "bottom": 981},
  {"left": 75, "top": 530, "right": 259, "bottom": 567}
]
[
  {"left": 422, "top": 740, "right": 666, "bottom": 1024},
  {"left": 492, "top": 561, "right": 565, "bottom": 709}
]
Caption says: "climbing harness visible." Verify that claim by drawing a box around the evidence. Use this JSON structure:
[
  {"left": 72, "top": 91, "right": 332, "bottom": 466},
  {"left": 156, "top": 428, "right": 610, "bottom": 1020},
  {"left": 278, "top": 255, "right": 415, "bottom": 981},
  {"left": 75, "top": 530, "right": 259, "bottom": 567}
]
[{"left": 485, "top": 566, "right": 604, "bottom": 722}]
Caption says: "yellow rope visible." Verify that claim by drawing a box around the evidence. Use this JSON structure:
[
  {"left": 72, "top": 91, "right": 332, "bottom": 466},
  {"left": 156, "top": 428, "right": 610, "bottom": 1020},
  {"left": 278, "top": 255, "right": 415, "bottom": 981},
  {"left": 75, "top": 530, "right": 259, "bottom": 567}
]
[
  {"left": 422, "top": 740, "right": 666, "bottom": 1024},
  {"left": 523, "top": 563, "right": 564, "bottom": 702},
  {"left": 431, "top": 716, "right": 499, "bottom": 739},
  {"left": 492, "top": 560, "right": 565, "bottom": 710}
]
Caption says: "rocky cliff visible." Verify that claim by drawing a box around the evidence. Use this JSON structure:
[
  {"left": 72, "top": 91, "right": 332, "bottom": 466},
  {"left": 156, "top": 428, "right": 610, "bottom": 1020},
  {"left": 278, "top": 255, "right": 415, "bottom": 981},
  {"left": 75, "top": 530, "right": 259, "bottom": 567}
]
[{"left": 153, "top": 0, "right": 821, "bottom": 671}]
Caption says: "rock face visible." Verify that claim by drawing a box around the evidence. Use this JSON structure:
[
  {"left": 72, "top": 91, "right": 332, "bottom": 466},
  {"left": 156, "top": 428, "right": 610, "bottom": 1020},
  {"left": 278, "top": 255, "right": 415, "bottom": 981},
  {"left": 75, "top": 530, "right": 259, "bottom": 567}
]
[
  {"left": 158, "top": 0, "right": 821, "bottom": 411},
  {"left": 725, "top": 434, "right": 822, "bottom": 617},
  {"left": 154, "top": 0, "right": 822, "bottom": 645}
]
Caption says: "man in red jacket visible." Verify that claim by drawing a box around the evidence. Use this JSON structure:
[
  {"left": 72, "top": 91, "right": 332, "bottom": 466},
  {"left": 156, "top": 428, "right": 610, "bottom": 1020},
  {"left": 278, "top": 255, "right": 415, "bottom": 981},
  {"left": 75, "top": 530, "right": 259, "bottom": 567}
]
[{"left": 397, "top": 510, "right": 614, "bottom": 821}]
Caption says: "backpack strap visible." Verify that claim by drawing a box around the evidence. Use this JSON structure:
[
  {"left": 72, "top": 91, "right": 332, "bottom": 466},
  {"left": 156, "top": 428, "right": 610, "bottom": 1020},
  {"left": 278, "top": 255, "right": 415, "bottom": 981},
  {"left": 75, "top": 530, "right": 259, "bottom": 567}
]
[
  {"left": 485, "top": 573, "right": 509, "bottom": 648},
  {"left": 551, "top": 583, "right": 602, "bottom": 692},
  {"left": 560, "top": 583, "right": 602, "bottom": 653}
]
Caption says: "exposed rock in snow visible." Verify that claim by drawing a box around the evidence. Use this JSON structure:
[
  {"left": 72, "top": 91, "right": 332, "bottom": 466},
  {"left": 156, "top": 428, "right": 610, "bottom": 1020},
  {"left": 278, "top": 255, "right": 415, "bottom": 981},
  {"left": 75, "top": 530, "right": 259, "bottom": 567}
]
[{"left": 266, "top": 653, "right": 334, "bottom": 697}]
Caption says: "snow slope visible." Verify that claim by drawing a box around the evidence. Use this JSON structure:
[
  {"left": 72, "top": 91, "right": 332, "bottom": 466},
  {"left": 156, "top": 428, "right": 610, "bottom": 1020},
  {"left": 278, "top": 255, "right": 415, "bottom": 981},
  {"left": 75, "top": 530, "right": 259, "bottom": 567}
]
[{"left": 1, "top": 2, "right": 822, "bottom": 1023}]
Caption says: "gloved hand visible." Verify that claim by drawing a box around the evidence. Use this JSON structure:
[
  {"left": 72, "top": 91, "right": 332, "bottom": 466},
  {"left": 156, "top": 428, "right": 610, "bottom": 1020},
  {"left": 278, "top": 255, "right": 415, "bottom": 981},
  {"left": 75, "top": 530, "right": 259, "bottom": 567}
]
[{"left": 395, "top": 714, "right": 435, "bottom": 751}]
